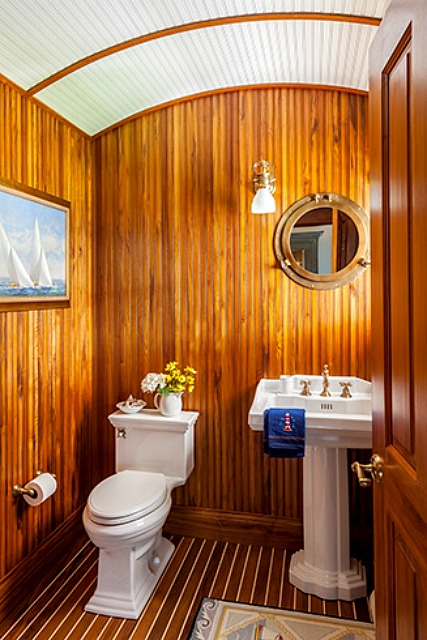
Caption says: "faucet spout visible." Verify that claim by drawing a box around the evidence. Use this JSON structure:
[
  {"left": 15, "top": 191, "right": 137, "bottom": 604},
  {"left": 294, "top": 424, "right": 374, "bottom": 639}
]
[{"left": 320, "top": 364, "right": 331, "bottom": 397}]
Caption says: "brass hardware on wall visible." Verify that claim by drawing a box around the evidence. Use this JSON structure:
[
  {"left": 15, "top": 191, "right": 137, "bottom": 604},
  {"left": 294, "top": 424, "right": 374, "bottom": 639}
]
[
  {"left": 352, "top": 454, "right": 384, "bottom": 487},
  {"left": 13, "top": 485, "right": 37, "bottom": 499},
  {"left": 12, "top": 470, "right": 57, "bottom": 499},
  {"left": 273, "top": 192, "right": 370, "bottom": 290},
  {"left": 251, "top": 160, "right": 276, "bottom": 214}
]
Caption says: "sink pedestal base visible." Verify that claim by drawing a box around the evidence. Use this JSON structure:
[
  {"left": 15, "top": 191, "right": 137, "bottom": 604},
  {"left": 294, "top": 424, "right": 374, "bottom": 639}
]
[
  {"left": 289, "top": 445, "right": 367, "bottom": 601},
  {"left": 290, "top": 551, "right": 367, "bottom": 601}
]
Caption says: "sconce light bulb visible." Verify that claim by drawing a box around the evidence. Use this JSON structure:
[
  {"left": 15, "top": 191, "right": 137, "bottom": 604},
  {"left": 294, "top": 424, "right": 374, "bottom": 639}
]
[
  {"left": 251, "top": 187, "right": 276, "bottom": 214},
  {"left": 251, "top": 160, "right": 276, "bottom": 214}
]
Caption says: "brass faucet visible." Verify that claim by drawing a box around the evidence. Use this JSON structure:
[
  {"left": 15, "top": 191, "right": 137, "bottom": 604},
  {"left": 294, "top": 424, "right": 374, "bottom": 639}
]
[
  {"left": 320, "top": 364, "right": 331, "bottom": 397},
  {"left": 340, "top": 381, "right": 352, "bottom": 398},
  {"left": 300, "top": 379, "right": 312, "bottom": 396}
]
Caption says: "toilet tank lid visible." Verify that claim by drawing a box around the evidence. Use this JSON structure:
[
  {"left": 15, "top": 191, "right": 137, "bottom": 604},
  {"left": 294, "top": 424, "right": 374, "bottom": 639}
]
[
  {"left": 87, "top": 470, "right": 167, "bottom": 525},
  {"left": 109, "top": 409, "right": 199, "bottom": 433}
]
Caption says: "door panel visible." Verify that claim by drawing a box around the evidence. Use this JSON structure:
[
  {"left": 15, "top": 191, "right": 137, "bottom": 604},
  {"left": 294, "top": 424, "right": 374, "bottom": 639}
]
[
  {"left": 388, "top": 39, "right": 414, "bottom": 463},
  {"left": 391, "top": 523, "right": 416, "bottom": 640},
  {"left": 370, "top": 2, "right": 427, "bottom": 638}
]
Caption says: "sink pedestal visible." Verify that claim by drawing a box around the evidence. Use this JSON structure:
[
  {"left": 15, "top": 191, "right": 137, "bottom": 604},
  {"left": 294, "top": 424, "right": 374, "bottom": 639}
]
[
  {"left": 289, "top": 445, "right": 367, "bottom": 600},
  {"left": 248, "top": 375, "right": 372, "bottom": 602}
]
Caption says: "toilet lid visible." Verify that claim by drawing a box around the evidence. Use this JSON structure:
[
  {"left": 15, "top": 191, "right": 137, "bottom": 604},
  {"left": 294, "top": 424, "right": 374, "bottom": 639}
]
[{"left": 87, "top": 470, "right": 167, "bottom": 525}]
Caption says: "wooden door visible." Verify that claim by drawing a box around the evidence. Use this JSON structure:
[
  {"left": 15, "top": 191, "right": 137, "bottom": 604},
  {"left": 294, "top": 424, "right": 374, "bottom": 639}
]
[{"left": 370, "top": 1, "right": 427, "bottom": 638}]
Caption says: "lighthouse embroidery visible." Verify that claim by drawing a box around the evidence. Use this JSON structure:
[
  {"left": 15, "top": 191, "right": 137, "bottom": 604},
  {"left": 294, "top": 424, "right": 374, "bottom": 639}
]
[{"left": 284, "top": 412, "right": 293, "bottom": 432}]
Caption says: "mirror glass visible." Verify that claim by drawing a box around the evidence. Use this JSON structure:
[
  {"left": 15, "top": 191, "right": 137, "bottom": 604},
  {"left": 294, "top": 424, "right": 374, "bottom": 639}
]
[{"left": 273, "top": 193, "right": 370, "bottom": 290}]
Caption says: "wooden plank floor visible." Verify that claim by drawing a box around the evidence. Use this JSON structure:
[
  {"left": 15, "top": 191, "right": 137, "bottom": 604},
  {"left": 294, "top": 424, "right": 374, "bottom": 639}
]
[{"left": 0, "top": 533, "right": 373, "bottom": 640}]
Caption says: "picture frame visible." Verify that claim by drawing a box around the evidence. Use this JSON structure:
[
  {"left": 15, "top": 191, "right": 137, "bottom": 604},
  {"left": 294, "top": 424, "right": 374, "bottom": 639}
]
[{"left": 0, "top": 178, "right": 70, "bottom": 310}]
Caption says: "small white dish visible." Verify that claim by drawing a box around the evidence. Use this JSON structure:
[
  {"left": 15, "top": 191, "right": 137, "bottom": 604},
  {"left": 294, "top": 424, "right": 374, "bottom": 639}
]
[{"left": 116, "top": 395, "right": 146, "bottom": 414}]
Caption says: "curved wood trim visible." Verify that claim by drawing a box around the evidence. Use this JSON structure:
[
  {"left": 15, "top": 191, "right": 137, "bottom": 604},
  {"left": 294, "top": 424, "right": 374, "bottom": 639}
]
[
  {"left": 28, "top": 12, "right": 381, "bottom": 96},
  {"left": 93, "top": 82, "right": 369, "bottom": 139}
]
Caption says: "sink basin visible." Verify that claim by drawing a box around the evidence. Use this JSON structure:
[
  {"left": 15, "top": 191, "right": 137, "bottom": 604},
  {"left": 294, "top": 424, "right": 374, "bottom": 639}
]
[
  {"left": 275, "top": 394, "right": 370, "bottom": 414},
  {"left": 248, "top": 375, "right": 372, "bottom": 448}
]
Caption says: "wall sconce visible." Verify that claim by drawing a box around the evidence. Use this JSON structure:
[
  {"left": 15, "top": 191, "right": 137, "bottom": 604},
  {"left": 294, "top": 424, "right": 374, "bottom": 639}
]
[{"left": 251, "top": 160, "right": 276, "bottom": 214}]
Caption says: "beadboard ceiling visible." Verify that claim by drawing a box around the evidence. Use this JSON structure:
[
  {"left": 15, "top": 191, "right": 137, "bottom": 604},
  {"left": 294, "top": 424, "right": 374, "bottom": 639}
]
[{"left": 0, "top": 0, "right": 390, "bottom": 136}]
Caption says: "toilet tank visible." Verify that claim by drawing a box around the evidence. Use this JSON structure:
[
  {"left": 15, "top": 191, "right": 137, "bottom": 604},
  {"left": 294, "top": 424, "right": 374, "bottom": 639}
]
[{"left": 108, "top": 409, "right": 199, "bottom": 483}]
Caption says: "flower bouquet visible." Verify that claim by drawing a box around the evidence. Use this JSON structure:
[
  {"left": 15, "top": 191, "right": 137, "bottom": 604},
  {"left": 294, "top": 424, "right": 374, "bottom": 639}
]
[{"left": 141, "top": 361, "right": 196, "bottom": 416}]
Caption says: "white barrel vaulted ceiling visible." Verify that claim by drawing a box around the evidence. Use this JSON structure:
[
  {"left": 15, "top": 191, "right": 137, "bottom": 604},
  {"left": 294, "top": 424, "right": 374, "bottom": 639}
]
[{"left": 0, "top": 0, "right": 390, "bottom": 136}]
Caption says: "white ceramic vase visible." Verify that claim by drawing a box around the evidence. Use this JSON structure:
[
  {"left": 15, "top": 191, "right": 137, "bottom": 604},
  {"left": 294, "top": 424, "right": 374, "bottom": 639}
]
[{"left": 154, "top": 392, "right": 183, "bottom": 417}]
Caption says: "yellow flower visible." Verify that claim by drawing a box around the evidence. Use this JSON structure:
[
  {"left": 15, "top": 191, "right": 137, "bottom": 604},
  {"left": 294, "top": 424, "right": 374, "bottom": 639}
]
[
  {"left": 142, "top": 364, "right": 196, "bottom": 396},
  {"left": 184, "top": 366, "right": 197, "bottom": 375},
  {"left": 157, "top": 361, "right": 197, "bottom": 394}
]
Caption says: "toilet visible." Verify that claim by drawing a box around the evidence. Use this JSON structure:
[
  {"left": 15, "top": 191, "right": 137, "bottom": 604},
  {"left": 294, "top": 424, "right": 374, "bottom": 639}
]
[{"left": 83, "top": 408, "right": 199, "bottom": 619}]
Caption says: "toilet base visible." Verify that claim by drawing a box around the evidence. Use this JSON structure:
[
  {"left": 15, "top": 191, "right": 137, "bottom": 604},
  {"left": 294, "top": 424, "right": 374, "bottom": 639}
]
[{"left": 85, "top": 535, "right": 175, "bottom": 619}]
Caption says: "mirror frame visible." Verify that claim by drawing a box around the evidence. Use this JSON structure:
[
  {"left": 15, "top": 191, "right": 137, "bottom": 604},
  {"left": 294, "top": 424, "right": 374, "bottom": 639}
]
[{"left": 273, "top": 192, "right": 370, "bottom": 290}]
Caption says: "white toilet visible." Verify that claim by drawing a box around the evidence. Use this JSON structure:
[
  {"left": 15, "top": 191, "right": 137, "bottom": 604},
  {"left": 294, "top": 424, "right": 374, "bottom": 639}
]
[{"left": 83, "top": 408, "right": 199, "bottom": 619}]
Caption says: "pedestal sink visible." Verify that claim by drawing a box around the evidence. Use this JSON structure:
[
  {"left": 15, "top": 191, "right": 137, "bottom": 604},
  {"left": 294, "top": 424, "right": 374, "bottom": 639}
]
[{"left": 248, "top": 373, "right": 372, "bottom": 601}]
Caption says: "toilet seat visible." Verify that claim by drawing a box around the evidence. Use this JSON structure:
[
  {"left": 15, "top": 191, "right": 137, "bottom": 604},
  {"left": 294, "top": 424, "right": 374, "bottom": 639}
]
[{"left": 87, "top": 470, "right": 167, "bottom": 525}]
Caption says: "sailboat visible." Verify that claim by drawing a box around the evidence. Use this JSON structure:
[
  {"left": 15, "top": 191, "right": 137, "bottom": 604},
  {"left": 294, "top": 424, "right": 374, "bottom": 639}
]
[
  {"left": 0, "top": 221, "right": 33, "bottom": 288},
  {"left": 30, "top": 219, "right": 53, "bottom": 287}
]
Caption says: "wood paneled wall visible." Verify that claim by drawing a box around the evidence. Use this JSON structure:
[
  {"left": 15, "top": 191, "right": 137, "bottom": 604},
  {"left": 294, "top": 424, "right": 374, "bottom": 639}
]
[
  {"left": 0, "top": 82, "right": 371, "bottom": 584},
  {"left": 0, "top": 78, "right": 95, "bottom": 579},
  {"left": 95, "top": 88, "right": 371, "bottom": 534}
]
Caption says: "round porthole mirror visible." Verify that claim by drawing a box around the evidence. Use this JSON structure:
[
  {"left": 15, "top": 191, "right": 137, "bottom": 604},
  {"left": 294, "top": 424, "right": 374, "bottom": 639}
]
[{"left": 273, "top": 193, "right": 370, "bottom": 290}]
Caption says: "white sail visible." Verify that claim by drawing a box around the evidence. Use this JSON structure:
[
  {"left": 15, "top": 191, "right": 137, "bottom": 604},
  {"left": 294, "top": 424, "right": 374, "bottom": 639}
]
[
  {"left": 0, "top": 221, "right": 10, "bottom": 268},
  {"left": 31, "top": 220, "right": 53, "bottom": 287},
  {"left": 0, "top": 221, "right": 33, "bottom": 287},
  {"left": 8, "top": 246, "right": 34, "bottom": 287}
]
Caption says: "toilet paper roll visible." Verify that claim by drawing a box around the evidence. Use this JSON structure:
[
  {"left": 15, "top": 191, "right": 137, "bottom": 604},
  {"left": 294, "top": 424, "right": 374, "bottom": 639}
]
[{"left": 23, "top": 472, "right": 57, "bottom": 506}]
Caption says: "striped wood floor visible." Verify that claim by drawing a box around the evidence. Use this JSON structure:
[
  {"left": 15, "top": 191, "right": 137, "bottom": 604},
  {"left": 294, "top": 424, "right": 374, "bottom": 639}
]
[{"left": 0, "top": 534, "right": 373, "bottom": 640}]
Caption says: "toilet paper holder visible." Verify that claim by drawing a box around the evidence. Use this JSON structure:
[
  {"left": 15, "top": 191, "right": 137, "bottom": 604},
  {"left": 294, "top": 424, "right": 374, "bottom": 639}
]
[{"left": 12, "top": 470, "right": 56, "bottom": 499}]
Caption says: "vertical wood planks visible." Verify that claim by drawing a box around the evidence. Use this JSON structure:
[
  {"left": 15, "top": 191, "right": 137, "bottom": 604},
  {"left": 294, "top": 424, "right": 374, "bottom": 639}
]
[
  {"left": 0, "top": 81, "right": 371, "bottom": 581},
  {"left": 0, "top": 77, "right": 95, "bottom": 579},
  {"left": 95, "top": 87, "right": 371, "bottom": 532}
]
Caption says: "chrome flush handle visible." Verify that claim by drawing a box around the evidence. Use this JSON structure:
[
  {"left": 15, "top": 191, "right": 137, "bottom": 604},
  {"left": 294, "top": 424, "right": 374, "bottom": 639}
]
[{"left": 351, "top": 454, "right": 384, "bottom": 487}]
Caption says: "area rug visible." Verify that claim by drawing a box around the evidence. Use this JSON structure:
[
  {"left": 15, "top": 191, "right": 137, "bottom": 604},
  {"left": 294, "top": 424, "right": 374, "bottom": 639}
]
[{"left": 188, "top": 598, "right": 375, "bottom": 640}]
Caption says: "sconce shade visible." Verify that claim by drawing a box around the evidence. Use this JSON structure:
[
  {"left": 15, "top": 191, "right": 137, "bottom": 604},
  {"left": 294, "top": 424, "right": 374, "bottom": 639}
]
[
  {"left": 251, "top": 160, "right": 276, "bottom": 214},
  {"left": 251, "top": 187, "right": 276, "bottom": 214}
]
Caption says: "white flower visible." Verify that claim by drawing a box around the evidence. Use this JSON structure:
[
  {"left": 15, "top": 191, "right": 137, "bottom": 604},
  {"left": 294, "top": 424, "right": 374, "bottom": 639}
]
[{"left": 141, "top": 373, "right": 166, "bottom": 393}]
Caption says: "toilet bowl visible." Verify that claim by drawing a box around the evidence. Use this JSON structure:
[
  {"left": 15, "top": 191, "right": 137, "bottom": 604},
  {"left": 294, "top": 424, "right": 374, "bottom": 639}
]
[{"left": 83, "top": 409, "right": 199, "bottom": 619}]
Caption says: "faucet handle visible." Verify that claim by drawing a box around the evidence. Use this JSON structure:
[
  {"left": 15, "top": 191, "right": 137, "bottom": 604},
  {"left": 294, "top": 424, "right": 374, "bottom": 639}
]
[
  {"left": 340, "top": 381, "right": 352, "bottom": 398},
  {"left": 300, "top": 379, "right": 312, "bottom": 396}
]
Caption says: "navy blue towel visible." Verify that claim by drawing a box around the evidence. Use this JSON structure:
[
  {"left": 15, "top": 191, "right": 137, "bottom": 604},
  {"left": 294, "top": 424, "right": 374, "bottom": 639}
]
[{"left": 263, "top": 408, "right": 306, "bottom": 458}]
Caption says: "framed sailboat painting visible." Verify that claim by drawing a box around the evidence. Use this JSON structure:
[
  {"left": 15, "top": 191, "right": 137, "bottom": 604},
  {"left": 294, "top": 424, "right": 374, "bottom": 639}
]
[{"left": 0, "top": 179, "right": 70, "bottom": 309}]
